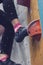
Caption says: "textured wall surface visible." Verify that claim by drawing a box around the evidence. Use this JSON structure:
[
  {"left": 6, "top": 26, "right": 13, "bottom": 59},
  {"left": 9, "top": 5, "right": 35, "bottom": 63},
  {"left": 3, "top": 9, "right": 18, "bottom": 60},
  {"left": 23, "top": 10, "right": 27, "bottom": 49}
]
[{"left": 28, "top": 0, "right": 43, "bottom": 65}]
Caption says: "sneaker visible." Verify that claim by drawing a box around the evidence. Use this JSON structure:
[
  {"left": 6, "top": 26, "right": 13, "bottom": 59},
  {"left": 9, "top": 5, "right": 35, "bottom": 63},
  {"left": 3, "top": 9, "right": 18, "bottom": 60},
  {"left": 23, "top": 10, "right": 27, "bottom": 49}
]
[
  {"left": 15, "top": 27, "right": 28, "bottom": 42},
  {"left": 0, "top": 61, "right": 3, "bottom": 65},
  {"left": 3, "top": 59, "right": 21, "bottom": 65}
]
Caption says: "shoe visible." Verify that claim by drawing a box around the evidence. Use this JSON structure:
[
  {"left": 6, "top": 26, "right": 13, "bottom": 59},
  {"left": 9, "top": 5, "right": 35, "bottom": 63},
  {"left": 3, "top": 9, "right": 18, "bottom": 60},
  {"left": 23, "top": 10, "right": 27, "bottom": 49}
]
[
  {"left": 15, "top": 27, "right": 28, "bottom": 42},
  {"left": 3, "top": 59, "right": 21, "bottom": 65},
  {"left": 0, "top": 61, "right": 3, "bottom": 65}
]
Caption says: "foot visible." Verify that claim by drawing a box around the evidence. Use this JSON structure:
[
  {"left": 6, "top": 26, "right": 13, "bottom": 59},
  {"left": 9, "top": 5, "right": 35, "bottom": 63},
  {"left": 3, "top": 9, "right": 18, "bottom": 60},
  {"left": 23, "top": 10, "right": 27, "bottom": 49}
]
[
  {"left": 3, "top": 59, "right": 21, "bottom": 65},
  {"left": 0, "top": 61, "right": 3, "bottom": 65},
  {"left": 15, "top": 27, "right": 28, "bottom": 42}
]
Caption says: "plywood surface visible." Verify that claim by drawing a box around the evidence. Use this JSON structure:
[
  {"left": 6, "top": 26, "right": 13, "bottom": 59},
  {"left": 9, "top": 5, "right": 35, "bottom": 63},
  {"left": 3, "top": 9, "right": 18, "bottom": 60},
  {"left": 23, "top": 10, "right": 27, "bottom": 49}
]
[
  {"left": 29, "top": 0, "right": 43, "bottom": 65},
  {"left": 17, "top": 0, "right": 43, "bottom": 65}
]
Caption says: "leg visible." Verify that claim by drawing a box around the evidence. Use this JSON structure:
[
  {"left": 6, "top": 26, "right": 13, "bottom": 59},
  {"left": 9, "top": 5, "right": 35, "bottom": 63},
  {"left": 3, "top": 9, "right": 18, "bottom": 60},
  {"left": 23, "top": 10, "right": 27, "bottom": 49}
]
[
  {"left": 0, "top": 0, "right": 3, "bottom": 3},
  {"left": 3, "top": 0, "right": 28, "bottom": 42},
  {"left": 0, "top": 10, "right": 14, "bottom": 59},
  {"left": 1, "top": 22, "right": 14, "bottom": 57},
  {"left": 0, "top": 10, "right": 21, "bottom": 65},
  {"left": 0, "top": 10, "right": 14, "bottom": 57}
]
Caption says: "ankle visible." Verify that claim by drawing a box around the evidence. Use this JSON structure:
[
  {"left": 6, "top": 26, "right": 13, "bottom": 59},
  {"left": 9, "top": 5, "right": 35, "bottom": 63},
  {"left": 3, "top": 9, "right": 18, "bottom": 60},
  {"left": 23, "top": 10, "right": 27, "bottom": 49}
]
[
  {"left": 14, "top": 23, "right": 22, "bottom": 32},
  {"left": 0, "top": 54, "right": 8, "bottom": 62},
  {"left": 11, "top": 19, "right": 22, "bottom": 32}
]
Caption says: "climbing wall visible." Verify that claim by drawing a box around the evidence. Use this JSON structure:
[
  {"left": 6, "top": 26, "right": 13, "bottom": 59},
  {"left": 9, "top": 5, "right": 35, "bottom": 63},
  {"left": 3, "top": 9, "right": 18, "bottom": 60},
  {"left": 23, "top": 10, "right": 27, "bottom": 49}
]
[
  {"left": 27, "top": 0, "right": 43, "bottom": 65},
  {"left": 29, "top": 0, "right": 43, "bottom": 65},
  {"left": 17, "top": 0, "right": 43, "bottom": 65}
]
